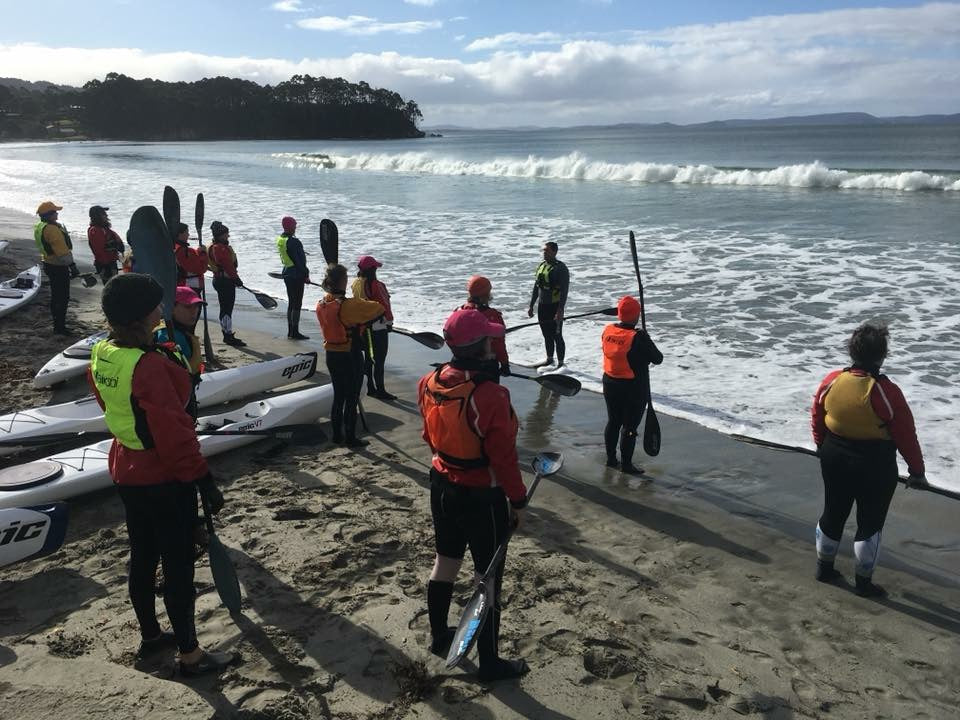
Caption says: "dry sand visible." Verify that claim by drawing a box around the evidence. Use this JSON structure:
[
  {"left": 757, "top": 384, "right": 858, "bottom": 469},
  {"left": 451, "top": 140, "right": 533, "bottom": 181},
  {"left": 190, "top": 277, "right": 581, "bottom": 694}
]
[{"left": 0, "top": 207, "right": 957, "bottom": 719}]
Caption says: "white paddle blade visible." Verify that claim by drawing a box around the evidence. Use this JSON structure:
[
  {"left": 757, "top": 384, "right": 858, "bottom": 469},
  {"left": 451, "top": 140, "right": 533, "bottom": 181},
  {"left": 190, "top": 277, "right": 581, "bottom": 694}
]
[{"left": 532, "top": 451, "right": 563, "bottom": 476}]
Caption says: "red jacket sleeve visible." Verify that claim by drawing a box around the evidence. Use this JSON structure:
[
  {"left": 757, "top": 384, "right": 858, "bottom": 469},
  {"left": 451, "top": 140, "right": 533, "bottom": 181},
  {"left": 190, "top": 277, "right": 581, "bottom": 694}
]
[
  {"left": 486, "top": 308, "right": 508, "bottom": 364},
  {"left": 472, "top": 383, "right": 526, "bottom": 504},
  {"left": 811, "top": 370, "right": 840, "bottom": 446},
  {"left": 87, "top": 227, "right": 111, "bottom": 263},
  {"left": 872, "top": 377, "right": 925, "bottom": 476},
  {"left": 210, "top": 244, "right": 238, "bottom": 279},
  {"left": 370, "top": 280, "right": 393, "bottom": 322},
  {"left": 417, "top": 372, "right": 434, "bottom": 449},
  {"left": 175, "top": 244, "right": 208, "bottom": 276},
  {"left": 132, "top": 353, "right": 209, "bottom": 482}
]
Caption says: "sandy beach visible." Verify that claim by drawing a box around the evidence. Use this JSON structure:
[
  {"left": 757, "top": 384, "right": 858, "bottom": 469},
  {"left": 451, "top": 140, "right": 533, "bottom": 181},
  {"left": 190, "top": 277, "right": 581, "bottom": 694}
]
[{"left": 0, "top": 206, "right": 957, "bottom": 720}]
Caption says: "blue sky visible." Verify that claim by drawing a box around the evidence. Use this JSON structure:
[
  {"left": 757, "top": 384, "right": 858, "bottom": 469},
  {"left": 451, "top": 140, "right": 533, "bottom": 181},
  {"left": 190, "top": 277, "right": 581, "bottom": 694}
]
[{"left": 1, "top": 0, "right": 957, "bottom": 125}]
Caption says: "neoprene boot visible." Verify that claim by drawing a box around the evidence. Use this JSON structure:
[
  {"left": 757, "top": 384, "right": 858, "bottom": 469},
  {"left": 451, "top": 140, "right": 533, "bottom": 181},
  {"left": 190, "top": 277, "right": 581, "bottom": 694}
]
[
  {"left": 223, "top": 332, "right": 246, "bottom": 347},
  {"left": 855, "top": 574, "right": 886, "bottom": 598},
  {"left": 816, "top": 559, "right": 842, "bottom": 583},
  {"left": 476, "top": 603, "right": 529, "bottom": 682},
  {"left": 427, "top": 580, "right": 455, "bottom": 657},
  {"left": 620, "top": 432, "right": 644, "bottom": 475}
]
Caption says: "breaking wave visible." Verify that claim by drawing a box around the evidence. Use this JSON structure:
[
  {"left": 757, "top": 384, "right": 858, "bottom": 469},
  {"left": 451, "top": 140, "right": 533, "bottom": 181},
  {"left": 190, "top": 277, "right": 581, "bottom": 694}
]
[{"left": 276, "top": 151, "right": 960, "bottom": 192}]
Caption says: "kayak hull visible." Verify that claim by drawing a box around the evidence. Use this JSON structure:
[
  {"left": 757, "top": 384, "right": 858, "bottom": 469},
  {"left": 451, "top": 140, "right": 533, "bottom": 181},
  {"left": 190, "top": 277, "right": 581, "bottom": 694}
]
[
  {"left": 33, "top": 331, "right": 109, "bottom": 388},
  {"left": 0, "top": 265, "right": 41, "bottom": 320}
]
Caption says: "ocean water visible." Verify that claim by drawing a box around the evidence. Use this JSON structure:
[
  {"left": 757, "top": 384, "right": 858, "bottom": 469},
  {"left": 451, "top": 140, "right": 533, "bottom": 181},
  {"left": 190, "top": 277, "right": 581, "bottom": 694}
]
[{"left": 0, "top": 124, "right": 958, "bottom": 490}]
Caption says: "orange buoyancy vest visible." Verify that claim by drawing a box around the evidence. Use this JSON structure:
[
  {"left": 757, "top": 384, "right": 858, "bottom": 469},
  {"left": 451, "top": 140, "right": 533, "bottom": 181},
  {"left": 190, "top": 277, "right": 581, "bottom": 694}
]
[
  {"left": 421, "top": 369, "right": 488, "bottom": 470},
  {"left": 602, "top": 324, "right": 636, "bottom": 379},
  {"left": 316, "top": 296, "right": 349, "bottom": 346},
  {"left": 823, "top": 371, "right": 891, "bottom": 441}
]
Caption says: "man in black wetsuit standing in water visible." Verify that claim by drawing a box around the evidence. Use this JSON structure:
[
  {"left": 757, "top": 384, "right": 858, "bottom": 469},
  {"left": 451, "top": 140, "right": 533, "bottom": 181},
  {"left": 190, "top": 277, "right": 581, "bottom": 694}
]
[{"left": 527, "top": 241, "right": 569, "bottom": 368}]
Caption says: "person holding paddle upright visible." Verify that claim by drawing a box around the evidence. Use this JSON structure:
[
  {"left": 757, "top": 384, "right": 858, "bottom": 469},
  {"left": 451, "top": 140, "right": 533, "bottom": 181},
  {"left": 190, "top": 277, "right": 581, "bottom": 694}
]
[
  {"left": 417, "top": 307, "right": 529, "bottom": 682},
  {"left": 207, "top": 221, "right": 246, "bottom": 347},
  {"left": 277, "top": 216, "right": 310, "bottom": 340},
  {"left": 462, "top": 275, "right": 510, "bottom": 378},
  {"left": 316, "top": 264, "right": 385, "bottom": 446},
  {"left": 351, "top": 255, "right": 394, "bottom": 399},
  {"left": 88, "top": 273, "right": 235, "bottom": 676},
  {"left": 601, "top": 296, "right": 663, "bottom": 475},
  {"left": 811, "top": 322, "right": 925, "bottom": 598},
  {"left": 527, "top": 241, "right": 569, "bottom": 368},
  {"left": 173, "top": 223, "right": 207, "bottom": 293}
]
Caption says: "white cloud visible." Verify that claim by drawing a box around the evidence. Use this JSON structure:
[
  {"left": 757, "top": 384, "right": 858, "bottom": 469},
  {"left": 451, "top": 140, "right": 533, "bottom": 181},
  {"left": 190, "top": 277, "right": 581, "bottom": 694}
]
[
  {"left": 465, "top": 32, "right": 568, "bottom": 52},
  {"left": 404, "top": 0, "right": 438, "bottom": 6},
  {"left": 270, "top": 0, "right": 305, "bottom": 11},
  {"left": 1, "top": 3, "right": 957, "bottom": 126},
  {"left": 297, "top": 15, "right": 443, "bottom": 34}
]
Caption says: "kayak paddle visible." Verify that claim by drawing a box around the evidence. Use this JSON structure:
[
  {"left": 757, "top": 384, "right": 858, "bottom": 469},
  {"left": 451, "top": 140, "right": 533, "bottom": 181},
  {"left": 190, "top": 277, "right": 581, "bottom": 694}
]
[
  {"left": 390, "top": 326, "right": 444, "bottom": 350},
  {"left": 127, "top": 205, "right": 177, "bottom": 326},
  {"left": 241, "top": 286, "right": 279, "bottom": 310},
  {"left": 195, "top": 193, "right": 218, "bottom": 367},
  {"left": 162, "top": 185, "right": 180, "bottom": 243},
  {"left": 446, "top": 451, "right": 564, "bottom": 669},
  {"left": 509, "top": 371, "right": 581, "bottom": 397},
  {"left": 319, "top": 219, "right": 338, "bottom": 265},
  {"left": 268, "top": 271, "right": 322, "bottom": 287},
  {"left": 77, "top": 273, "right": 98, "bottom": 288},
  {"left": 630, "top": 230, "right": 661, "bottom": 457},
  {"left": 0, "top": 422, "right": 328, "bottom": 450},
  {"left": 505, "top": 307, "right": 617, "bottom": 334},
  {"left": 199, "top": 490, "right": 242, "bottom": 613}
]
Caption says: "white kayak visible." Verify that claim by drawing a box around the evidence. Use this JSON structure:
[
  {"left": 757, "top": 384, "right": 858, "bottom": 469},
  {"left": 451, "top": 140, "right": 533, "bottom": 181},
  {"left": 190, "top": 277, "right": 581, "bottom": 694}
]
[
  {"left": 0, "top": 383, "right": 333, "bottom": 509},
  {"left": 0, "top": 352, "right": 318, "bottom": 455},
  {"left": 0, "top": 503, "right": 69, "bottom": 568},
  {"left": 33, "top": 330, "right": 109, "bottom": 387},
  {"left": 0, "top": 240, "right": 9, "bottom": 255},
  {"left": 0, "top": 265, "right": 41, "bottom": 320}
]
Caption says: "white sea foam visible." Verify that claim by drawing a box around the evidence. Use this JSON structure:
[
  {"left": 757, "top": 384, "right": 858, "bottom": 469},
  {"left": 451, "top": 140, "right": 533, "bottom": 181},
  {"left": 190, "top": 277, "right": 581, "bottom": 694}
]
[{"left": 277, "top": 152, "right": 960, "bottom": 192}]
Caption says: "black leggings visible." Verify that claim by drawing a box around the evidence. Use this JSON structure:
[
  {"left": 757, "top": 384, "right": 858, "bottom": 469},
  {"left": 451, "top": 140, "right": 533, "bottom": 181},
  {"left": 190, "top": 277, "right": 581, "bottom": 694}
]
[
  {"left": 118, "top": 483, "right": 199, "bottom": 653},
  {"left": 363, "top": 329, "right": 389, "bottom": 393},
  {"left": 212, "top": 275, "right": 236, "bottom": 334},
  {"left": 327, "top": 350, "right": 360, "bottom": 441},
  {"left": 430, "top": 470, "right": 511, "bottom": 666},
  {"left": 818, "top": 433, "right": 899, "bottom": 543},
  {"left": 95, "top": 261, "right": 118, "bottom": 285},
  {"left": 284, "top": 277, "right": 305, "bottom": 334},
  {"left": 602, "top": 375, "right": 645, "bottom": 463},
  {"left": 537, "top": 302, "right": 565, "bottom": 364},
  {"left": 42, "top": 263, "right": 71, "bottom": 331}
]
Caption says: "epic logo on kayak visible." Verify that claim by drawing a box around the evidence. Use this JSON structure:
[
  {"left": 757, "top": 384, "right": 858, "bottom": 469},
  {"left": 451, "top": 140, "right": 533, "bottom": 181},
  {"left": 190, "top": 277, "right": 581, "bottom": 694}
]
[
  {"left": 281, "top": 359, "right": 313, "bottom": 379},
  {"left": 0, "top": 518, "right": 48, "bottom": 547}
]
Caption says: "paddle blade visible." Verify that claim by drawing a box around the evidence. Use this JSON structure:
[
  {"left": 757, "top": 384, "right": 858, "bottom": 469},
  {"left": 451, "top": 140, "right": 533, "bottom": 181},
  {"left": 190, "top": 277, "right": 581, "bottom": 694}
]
[
  {"left": 532, "top": 451, "right": 564, "bottom": 476},
  {"left": 268, "top": 271, "right": 283, "bottom": 279},
  {"left": 445, "top": 578, "right": 495, "bottom": 669},
  {"left": 195, "top": 193, "right": 204, "bottom": 239},
  {"left": 127, "top": 205, "right": 177, "bottom": 322},
  {"left": 207, "top": 530, "right": 242, "bottom": 613},
  {"left": 391, "top": 327, "right": 444, "bottom": 349},
  {"left": 80, "top": 273, "right": 98, "bottom": 288},
  {"left": 643, "top": 401, "right": 661, "bottom": 456},
  {"left": 0, "top": 502, "right": 69, "bottom": 569},
  {"left": 162, "top": 185, "right": 180, "bottom": 241},
  {"left": 319, "top": 219, "right": 338, "bottom": 265},
  {"left": 537, "top": 373, "right": 581, "bottom": 397},
  {"left": 247, "top": 288, "right": 278, "bottom": 310}
]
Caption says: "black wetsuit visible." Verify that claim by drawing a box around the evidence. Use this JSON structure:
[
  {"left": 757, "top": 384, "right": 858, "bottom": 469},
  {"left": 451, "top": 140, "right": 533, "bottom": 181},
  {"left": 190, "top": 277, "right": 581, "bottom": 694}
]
[
  {"left": 530, "top": 259, "right": 569, "bottom": 364},
  {"left": 280, "top": 233, "right": 309, "bottom": 337}
]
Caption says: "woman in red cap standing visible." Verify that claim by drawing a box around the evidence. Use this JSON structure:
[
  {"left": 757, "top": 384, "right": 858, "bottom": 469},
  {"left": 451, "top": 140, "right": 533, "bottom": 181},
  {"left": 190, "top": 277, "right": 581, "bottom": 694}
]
[
  {"left": 601, "top": 295, "right": 663, "bottom": 474},
  {"left": 352, "top": 255, "right": 395, "bottom": 399},
  {"left": 461, "top": 275, "right": 510, "bottom": 377},
  {"left": 277, "top": 216, "right": 310, "bottom": 340}
]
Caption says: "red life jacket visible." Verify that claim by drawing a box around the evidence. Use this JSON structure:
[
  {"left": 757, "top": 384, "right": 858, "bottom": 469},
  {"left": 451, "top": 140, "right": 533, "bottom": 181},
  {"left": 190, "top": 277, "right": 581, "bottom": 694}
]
[
  {"left": 602, "top": 324, "right": 636, "bottom": 379},
  {"left": 420, "top": 369, "right": 488, "bottom": 469}
]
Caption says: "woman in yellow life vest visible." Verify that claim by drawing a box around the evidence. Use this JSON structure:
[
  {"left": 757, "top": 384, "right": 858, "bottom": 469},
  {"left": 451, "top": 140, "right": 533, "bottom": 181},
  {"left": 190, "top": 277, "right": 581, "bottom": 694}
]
[
  {"left": 601, "top": 296, "right": 663, "bottom": 475},
  {"left": 88, "top": 273, "right": 235, "bottom": 676},
  {"left": 34, "top": 200, "right": 80, "bottom": 335},
  {"left": 811, "top": 322, "right": 925, "bottom": 598},
  {"left": 315, "top": 264, "right": 385, "bottom": 446}
]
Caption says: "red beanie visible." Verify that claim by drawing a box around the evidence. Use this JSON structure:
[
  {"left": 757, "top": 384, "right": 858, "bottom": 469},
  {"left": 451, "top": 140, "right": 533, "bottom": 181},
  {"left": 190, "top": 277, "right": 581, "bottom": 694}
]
[
  {"left": 617, "top": 295, "right": 641, "bottom": 324},
  {"left": 281, "top": 216, "right": 297, "bottom": 233}
]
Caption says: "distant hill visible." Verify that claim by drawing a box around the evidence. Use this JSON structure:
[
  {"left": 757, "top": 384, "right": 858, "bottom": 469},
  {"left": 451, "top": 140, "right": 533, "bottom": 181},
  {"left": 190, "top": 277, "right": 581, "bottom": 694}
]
[{"left": 0, "top": 77, "right": 75, "bottom": 92}]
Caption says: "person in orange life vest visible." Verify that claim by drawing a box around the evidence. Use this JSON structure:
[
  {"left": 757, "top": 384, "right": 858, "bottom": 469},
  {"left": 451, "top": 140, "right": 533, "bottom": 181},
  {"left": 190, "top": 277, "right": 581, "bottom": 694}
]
[
  {"left": 601, "top": 296, "right": 663, "bottom": 475},
  {"left": 207, "top": 221, "right": 245, "bottom": 347},
  {"left": 315, "top": 264, "right": 385, "bottom": 446},
  {"left": 461, "top": 274, "right": 510, "bottom": 378},
  {"left": 35, "top": 200, "right": 81, "bottom": 335},
  {"left": 154, "top": 286, "right": 205, "bottom": 418},
  {"left": 87, "top": 205, "right": 124, "bottom": 285},
  {"left": 417, "top": 308, "right": 530, "bottom": 682},
  {"left": 811, "top": 322, "right": 925, "bottom": 598},
  {"left": 88, "top": 273, "right": 235, "bottom": 676},
  {"left": 173, "top": 223, "right": 207, "bottom": 293},
  {"left": 351, "top": 255, "right": 395, "bottom": 399}
]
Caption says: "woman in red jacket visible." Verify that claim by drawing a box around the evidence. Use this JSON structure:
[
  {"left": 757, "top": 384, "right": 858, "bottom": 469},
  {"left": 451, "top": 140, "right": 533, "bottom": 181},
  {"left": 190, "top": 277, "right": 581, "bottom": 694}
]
[
  {"left": 173, "top": 223, "right": 207, "bottom": 292},
  {"left": 87, "top": 205, "right": 124, "bottom": 284},
  {"left": 207, "top": 221, "right": 245, "bottom": 347},
  {"left": 811, "top": 322, "right": 925, "bottom": 597},
  {"left": 89, "top": 273, "right": 235, "bottom": 676},
  {"left": 352, "top": 255, "right": 395, "bottom": 399},
  {"left": 461, "top": 275, "right": 510, "bottom": 378}
]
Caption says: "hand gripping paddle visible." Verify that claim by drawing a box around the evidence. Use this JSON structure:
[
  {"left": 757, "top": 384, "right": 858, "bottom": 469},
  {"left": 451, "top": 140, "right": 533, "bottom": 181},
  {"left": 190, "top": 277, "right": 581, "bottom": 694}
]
[
  {"left": 445, "top": 451, "right": 563, "bottom": 669},
  {"left": 629, "top": 231, "right": 661, "bottom": 457}
]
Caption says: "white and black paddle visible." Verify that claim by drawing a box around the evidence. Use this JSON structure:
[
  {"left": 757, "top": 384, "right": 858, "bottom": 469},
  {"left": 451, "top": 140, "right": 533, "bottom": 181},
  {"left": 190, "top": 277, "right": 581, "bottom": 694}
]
[{"left": 445, "top": 451, "right": 564, "bottom": 669}]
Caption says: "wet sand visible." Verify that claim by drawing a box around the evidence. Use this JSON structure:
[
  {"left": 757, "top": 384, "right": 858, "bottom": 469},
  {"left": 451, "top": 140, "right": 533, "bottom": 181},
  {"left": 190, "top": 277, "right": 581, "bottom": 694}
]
[{"left": 1, "top": 206, "right": 958, "bottom": 719}]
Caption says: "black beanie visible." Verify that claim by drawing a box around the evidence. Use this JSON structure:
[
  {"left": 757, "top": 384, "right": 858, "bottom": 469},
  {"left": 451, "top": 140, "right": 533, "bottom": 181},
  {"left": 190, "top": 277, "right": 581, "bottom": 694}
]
[{"left": 102, "top": 273, "right": 164, "bottom": 325}]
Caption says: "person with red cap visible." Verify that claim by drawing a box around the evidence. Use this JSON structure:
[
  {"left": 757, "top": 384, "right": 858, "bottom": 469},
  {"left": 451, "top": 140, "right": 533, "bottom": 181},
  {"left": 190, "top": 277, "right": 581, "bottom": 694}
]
[
  {"left": 417, "top": 307, "right": 529, "bottom": 682},
  {"left": 155, "top": 286, "right": 206, "bottom": 416},
  {"left": 601, "top": 295, "right": 663, "bottom": 474},
  {"left": 352, "top": 255, "right": 395, "bottom": 399},
  {"left": 277, "top": 216, "right": 310, "bottom": 340},
  {"left": 461, "top": 275, "right": 510, "bottom": 378},
  {"left": 173, "top": 223, "right": 207, "bottom": 293},
  {"left": 316, "top": 264, "right": 386, "bottom": 446},
  {"left": 87, "top": 205, "right": 124, "bottom": 285},
  {"left": 88, "top": 273, "right": 235, "bottom": 676},
  {"left": 207, "top": 221, "right": 245, "bottom": 347}
]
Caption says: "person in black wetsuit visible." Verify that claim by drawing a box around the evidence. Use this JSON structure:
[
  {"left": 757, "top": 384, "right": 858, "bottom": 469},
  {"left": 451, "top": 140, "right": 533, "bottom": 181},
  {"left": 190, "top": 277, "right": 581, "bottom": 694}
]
[
  {"left": 277, "top": 216, "right": 310, "bottom": 340},
  {"left": 527, "top": 241, "right": 569, "bottom": 368},
  {"left": 601, "top": 295, "right": 663, "bottom": 475}
]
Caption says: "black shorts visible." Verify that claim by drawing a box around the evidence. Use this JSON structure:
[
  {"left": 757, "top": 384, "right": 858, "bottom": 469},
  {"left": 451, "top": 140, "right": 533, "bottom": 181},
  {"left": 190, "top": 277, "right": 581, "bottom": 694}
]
[{"left": 430, "top": 469, "right": 510, "bottom": 566}]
